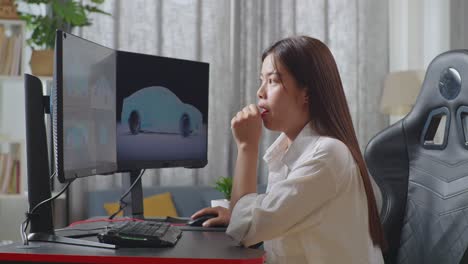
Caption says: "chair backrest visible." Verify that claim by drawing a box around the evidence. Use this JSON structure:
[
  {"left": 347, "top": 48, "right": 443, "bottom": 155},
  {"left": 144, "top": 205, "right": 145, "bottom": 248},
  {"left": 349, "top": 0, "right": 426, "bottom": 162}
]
[{"left": 365, "top": 50, "right": 468, "bottom": 264}]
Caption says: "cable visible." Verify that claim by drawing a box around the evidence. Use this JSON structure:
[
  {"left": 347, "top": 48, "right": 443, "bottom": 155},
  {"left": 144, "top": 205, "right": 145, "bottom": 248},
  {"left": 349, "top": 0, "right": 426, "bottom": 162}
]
[
  {"left": 21, "top": 179, "right": 73, "bottom": 245},
  {"left": 49, "top": 171, "right": 56, "bottom": 181},
  {"left": 108, "top": 169, "right": 146, "bottom": 220},
  {"left": 22, "top": 171, "right": 57, "bottom": 243}
]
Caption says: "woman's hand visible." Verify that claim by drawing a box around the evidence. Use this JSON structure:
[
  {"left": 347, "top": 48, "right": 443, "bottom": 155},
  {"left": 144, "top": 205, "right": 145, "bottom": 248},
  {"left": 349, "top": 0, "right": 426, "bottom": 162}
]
[
  {"left": 231, "top": 104, "right": 263, "bottom": 148},
  {"left": 191, "top": 206, "right": 231, "bottom": 227}
]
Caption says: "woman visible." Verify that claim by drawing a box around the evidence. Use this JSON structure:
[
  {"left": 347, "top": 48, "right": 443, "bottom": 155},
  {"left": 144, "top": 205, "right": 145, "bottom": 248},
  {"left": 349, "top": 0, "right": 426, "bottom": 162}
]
[{"left": 192, "top": 36, "right": 386, "bottom": 263}]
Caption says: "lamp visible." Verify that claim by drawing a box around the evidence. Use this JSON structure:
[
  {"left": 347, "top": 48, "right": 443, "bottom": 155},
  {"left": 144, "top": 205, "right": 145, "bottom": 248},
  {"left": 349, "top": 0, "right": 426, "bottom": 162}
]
[{"left": 380, "top": 70, "right": 425, "bottom": 115}]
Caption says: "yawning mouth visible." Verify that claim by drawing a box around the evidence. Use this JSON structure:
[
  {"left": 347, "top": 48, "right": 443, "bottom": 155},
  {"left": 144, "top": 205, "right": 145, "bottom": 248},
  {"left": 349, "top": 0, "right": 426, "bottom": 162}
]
[{"left": 260, "top": 108, "right": 269, "bottom": 117}]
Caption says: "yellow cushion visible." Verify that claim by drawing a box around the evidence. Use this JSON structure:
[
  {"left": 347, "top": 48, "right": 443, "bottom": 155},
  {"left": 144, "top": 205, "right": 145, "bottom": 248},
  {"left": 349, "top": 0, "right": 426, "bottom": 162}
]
[
  {"left": 103, "top": 192, "right": 178, "bottom": 218},
  {"left": 143, "top": 192, "right": 178, "bottom": 217}
]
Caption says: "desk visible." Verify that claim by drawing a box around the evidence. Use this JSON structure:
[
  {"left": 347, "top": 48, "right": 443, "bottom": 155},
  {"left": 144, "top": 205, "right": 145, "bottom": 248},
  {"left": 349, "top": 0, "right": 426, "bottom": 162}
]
[{"left": 0, "top": 228, "right": 265, "bottom": 263}]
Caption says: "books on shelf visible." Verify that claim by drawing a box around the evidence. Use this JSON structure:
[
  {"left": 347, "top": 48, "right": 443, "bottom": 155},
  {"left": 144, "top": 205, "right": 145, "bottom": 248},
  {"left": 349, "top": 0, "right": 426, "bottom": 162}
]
[
  {"left": 0, "top": 0, "right": 19, "bottom": 20},
  {"left": 0, "top": 141, "right": 20, "bottom": 194},
  {"left": 0, "top": 23, "right": 23, "bottom": 76}
]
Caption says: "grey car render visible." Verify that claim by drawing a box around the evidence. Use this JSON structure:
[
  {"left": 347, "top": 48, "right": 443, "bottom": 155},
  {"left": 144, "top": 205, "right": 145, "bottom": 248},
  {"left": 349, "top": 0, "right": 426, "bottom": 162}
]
[{"left": 121, "top": 86, "right": 203, "bottom": 137}]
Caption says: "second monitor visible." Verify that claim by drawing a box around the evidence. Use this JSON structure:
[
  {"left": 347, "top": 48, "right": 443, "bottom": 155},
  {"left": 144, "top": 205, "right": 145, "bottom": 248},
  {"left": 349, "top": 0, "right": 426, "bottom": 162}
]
[{"left": 116, "top": 51, "right": 209, "bottom": 172}]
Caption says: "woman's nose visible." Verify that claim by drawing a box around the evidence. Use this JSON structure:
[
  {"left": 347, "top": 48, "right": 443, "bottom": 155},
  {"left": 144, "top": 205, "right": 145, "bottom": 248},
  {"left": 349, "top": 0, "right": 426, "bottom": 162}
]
[{"left": 257, "top": 85, "right": 265, "bottom": 99}]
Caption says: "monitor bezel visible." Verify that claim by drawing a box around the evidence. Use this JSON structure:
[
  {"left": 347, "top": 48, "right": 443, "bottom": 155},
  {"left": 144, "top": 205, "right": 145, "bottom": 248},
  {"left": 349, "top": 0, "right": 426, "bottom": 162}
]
[{"left": 54, "top": 30, "right": 65, "bottom": 182}]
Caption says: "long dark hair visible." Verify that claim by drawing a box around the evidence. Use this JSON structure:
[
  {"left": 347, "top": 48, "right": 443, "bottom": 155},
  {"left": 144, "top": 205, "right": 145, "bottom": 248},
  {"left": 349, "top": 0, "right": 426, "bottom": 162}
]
[{"left": 262, "top": 36, "right": 386, "bottom": 250}]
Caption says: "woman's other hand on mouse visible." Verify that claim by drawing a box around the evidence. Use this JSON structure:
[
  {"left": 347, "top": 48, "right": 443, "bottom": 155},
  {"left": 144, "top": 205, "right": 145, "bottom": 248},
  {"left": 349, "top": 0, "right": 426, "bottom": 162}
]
[
  {"left": 231, "top": 104, "right": 262, "bottom": 149},
  {"left": 191, "top": 206, "right": 231, "bottom": 227}
]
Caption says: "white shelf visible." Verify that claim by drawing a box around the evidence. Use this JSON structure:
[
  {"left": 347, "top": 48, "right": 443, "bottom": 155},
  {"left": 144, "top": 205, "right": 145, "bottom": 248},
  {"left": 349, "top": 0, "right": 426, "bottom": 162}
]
[
  {"left": 0, "top": 137, "right": 23, "bottom": 144},
  {"left": 0, "top": 193, "right": 25, "bottom": 199},
  {"left": 0, "top": 75, "right": 52, "bottom": 81},
  {"left": 0, "top": 20, "right": 59, "bottom": 236},
  {"left": 0, "top": 19, "right": 55, "bottom": 197},
  {"left": 0, "top": 75, "right": 22, "bottom": 81},
  {"left": 0, "top": 19, "right": 24, "bottom": 27}
]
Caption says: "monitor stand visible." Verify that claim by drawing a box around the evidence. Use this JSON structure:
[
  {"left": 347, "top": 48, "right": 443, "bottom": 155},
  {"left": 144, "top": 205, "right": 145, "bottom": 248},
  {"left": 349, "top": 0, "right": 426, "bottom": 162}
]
[
  {"left": 23, "top": 74, "right": 115, "bottom": 249},
  {"left": 122, "top": 170, "right": 144, "bottom": 219}
]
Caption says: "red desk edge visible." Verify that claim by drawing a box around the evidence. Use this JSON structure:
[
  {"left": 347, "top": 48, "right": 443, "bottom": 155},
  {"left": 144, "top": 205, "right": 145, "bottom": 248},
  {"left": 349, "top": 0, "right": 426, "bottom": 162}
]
[{"left": 0, "top": 252, "right": 265, "bottom": 264}]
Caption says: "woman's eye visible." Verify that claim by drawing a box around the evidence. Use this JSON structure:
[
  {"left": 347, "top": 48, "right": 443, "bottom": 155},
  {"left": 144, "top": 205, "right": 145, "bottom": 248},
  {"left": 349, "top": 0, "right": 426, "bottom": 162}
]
[{"left": 269, "top": 78, "right": 279, "bottom": 84}]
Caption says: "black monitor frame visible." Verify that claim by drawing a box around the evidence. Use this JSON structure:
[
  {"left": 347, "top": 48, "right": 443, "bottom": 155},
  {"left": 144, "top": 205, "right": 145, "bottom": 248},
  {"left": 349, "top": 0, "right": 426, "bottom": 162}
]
[
  {"left": 53, "top": 31, "right": 64, "bottom": 182},
  {"left": 54, "top": 30, "right": 210, "bottom": 183},
  {"left": 53, "top": 30, "right": 210, "bottom": 218},
  {"left": 115, "top": 50, "right": 209, "bottom": 172}
]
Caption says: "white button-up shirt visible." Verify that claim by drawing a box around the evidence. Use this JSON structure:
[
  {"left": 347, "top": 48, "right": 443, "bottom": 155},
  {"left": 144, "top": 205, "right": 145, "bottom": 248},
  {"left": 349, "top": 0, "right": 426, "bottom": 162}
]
[{"left": 226, "top": 123, "right": 384, "bottom": 264}]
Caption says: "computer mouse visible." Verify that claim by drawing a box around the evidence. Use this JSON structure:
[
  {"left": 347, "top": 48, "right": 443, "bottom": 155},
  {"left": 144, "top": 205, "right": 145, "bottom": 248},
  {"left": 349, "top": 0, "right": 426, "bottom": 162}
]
[{"left": 187, "top": 214, "right": 218, "bottom": 227}]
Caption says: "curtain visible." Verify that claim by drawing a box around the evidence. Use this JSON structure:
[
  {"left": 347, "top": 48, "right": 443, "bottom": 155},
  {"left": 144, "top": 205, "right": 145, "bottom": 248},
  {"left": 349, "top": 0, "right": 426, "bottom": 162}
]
[
  {"left": 68, "top": 0, "right": 389, "bottom": 221},
  {"left": 451, "top": 0, "right": 468, "bottom": 50}
]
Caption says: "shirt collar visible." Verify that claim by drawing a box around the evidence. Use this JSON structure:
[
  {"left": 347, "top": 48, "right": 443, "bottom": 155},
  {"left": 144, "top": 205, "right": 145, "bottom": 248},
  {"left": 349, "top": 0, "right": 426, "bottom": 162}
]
[
  {"left": 263, "top": 133, "right": 289, "bottom": 164},
  {"left": 263, "top": 122, "right": 320, "bottom": 169}
]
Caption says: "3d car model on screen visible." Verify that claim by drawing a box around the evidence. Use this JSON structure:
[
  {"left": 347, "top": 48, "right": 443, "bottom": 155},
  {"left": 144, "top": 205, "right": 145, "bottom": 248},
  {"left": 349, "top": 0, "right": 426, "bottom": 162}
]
[{"left": 122, "top": 86, "right": 203, "bottom": 137}]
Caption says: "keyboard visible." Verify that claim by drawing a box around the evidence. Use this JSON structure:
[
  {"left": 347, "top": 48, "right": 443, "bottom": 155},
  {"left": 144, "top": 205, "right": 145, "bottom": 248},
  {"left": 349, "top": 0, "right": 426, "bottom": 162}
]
[{"left": 98, "top": 221, "right": 182, "bottom": 248}]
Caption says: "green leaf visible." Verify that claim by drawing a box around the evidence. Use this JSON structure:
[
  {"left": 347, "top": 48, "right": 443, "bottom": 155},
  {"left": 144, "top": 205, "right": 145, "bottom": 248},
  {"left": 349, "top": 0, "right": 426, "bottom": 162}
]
[
  {"left": 16, "top": 0, "right": 111, "bottom": 49},
  {"left": 84, "top": 5, "right": 111, "bottom": 16},
  {"left": 52, "top": 0, "right": 85, "bottom": 26},
  {"left": 214, "top": 177, "right": 233, "bottom": 200}
]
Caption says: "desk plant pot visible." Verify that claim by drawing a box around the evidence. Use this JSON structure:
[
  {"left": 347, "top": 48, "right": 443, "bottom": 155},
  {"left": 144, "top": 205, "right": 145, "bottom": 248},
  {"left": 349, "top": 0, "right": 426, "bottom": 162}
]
[
  {"left": 211, "top": 199, "right": 230, "bottom": 209},
  {"left": 18, "top": 0, "right": 110, "bottom": 76},
  {"left": 30, "top": 50, "right": 54, "bottom": 76}
]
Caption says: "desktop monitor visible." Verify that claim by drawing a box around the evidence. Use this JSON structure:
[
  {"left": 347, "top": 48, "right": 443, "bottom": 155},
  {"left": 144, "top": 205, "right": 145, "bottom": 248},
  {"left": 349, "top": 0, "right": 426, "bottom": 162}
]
[
  {"left": 116, "top": 51, "right": 209, "bottom": 171},
  {"left": 53, "top": 30, "right": 209, "bottom": 183},
  {"left": 53, "top": 30, "right": 117, "bottom": 183}
]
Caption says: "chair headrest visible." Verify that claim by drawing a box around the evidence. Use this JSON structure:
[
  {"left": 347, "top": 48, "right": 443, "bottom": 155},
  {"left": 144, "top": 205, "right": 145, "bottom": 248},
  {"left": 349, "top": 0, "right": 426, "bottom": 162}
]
[
  {"left": 410, "top": 50, "right": 468, "bottom": 116},
  {"left": 405, "top": 50, "right": 468, "bottom": 166}
]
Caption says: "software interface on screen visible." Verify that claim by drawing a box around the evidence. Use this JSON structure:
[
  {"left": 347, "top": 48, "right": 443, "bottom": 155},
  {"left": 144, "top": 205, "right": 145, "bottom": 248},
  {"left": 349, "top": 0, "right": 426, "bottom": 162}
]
[
  {"left": 62, "top": 34, "right": 117, "bottom": 177},
  {"left": 116, "top": 51, "right": 209, "bottom": 170}
]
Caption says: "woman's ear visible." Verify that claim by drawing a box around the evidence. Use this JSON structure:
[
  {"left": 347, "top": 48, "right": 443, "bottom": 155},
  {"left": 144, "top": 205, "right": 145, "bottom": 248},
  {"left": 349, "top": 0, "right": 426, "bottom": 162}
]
[
  {"left": 300, "top": 86, "right": 309, "bottom": 103},
  {"left": 298, "top": 87, "right": 309, "bottom": 106}
]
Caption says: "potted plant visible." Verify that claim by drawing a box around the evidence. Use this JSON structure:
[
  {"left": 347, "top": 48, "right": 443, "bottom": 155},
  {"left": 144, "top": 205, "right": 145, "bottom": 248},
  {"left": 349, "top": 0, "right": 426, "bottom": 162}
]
[
  {"left": 15, "top": 0, "right": 110, "bottom": 76},
  {"left": 212, "top": 177, "right": 232, "bottom": 208}
]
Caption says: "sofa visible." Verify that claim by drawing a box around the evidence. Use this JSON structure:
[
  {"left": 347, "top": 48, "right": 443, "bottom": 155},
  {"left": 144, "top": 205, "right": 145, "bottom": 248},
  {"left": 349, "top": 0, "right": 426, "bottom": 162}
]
[{"left": 86, "top": 185, "right": 267, "bottom": 218}]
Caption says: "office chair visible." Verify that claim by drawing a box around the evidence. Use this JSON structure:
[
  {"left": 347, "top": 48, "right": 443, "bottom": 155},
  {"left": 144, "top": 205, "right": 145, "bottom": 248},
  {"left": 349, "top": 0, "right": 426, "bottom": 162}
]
[{"left": 365, "top": 50, "right": 468, "bottom": 264}]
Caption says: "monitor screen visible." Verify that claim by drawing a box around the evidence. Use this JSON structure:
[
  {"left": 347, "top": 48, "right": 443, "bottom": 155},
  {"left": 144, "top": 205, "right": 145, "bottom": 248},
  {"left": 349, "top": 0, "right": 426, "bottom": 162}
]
[
  {"left": 53, "top": 31, "right": 209, "bottom": 182},
  {"left": 53, "top": 30, "right": 117, "bottom": 183},
  {"left": 116, "top": 51, "right": 209, "bottom": 171}
]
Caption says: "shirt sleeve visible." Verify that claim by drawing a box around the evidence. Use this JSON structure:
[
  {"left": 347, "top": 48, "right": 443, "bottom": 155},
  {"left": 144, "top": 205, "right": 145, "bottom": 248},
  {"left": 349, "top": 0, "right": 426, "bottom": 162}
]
[{"left": 226, "top": 149, "right": 345, "bottom": 247}]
